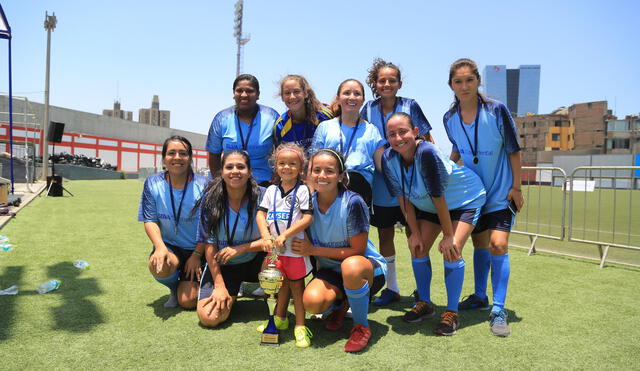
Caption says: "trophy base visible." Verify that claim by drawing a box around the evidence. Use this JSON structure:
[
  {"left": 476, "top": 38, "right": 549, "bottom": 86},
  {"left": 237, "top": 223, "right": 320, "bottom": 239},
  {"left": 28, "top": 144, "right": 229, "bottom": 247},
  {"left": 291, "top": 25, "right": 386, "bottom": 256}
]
[{"left": 260, "top": 332, "right": 279, "bottom": 346}]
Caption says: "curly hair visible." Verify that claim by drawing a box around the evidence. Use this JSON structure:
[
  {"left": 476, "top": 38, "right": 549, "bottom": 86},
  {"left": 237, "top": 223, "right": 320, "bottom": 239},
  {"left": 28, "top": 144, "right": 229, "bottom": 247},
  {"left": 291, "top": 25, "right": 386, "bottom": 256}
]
[
  {"left": 269, "top": 142, "right": 306, "bottom": 184},
  {"left": 366, "top": 58, "right": 402, "bottom": 98}
]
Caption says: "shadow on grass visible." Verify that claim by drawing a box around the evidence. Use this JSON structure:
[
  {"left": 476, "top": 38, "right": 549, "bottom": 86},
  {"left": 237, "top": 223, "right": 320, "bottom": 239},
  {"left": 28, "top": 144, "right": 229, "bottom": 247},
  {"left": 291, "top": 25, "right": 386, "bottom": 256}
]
[
  {"left": 146, "top": 296, "right": 182, "bottom": 321},
  {"left": 305, "top": 318, "right": 389, "bottom": 352},
  {"left": 48, "top": 262, "right": 106, "bottom": 332},
  {"left": 0, "top": 265, "right": 24, "bottom": 341}
]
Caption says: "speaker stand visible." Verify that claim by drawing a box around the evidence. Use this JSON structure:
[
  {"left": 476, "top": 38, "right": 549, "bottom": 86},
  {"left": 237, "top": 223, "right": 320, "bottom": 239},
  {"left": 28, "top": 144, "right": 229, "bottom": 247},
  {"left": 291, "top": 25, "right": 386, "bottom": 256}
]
[{"left": 45, "top": 142, "right": 74, "bottom": 197}]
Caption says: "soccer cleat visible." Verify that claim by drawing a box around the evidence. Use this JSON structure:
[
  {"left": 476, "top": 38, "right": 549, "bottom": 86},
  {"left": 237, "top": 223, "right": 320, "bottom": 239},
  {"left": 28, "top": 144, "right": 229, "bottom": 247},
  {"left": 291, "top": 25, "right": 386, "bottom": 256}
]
[
  {"left": 458, "top": 294, "right": 490, "bottom": 311},
  {"left": 373, "top": 288, "right": 401, "bottom": 306},
  {"left": 343, "top": 324, "right": 371, "bottom": 353},
  {"left": 294, "top": 326, "right": 313, "bottom": 348},
  {"left": 256, "top": 315, "right": 289, "bottom": 332},
  {"left": 325, "top": 301, "right": 350, "bottom": 331},
  {"left": 403, "top": 300, "right": 436, "bottom": 323},
  {"left": 489, "top": 310, "right": 511, "bottom": 337},
  {"left": 435, "top": 310, "right": 460, "bottom": 336}
]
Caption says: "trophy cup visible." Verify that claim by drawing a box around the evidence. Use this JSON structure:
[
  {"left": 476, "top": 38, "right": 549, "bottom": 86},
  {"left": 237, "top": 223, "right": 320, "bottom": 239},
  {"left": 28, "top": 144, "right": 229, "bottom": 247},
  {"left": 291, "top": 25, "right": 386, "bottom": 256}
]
[{"left": 258, "top": 238, "right": 284, "bottom": 346}]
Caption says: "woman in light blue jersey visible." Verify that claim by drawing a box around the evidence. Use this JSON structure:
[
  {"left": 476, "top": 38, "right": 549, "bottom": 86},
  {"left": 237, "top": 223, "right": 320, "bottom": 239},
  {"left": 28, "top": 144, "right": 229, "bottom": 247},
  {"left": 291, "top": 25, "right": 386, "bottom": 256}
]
[
  {"left": 196, "top": 150, "right": 268, "bottom": 327},
  {"left": 381, "top": 112, "right": 486, "bottom": 336},
  {"left": 443, "top": 58, "right": 523, "bottom": 337},
  {"left": 361, "top": 58, "right": 433, "bottom": 306},
  {"left": 138, "top": 136, "right": 209, "bottom": 309},
  {"left": 291, "top": 149, "right": 387, "bottom": 353},
  {"left": 310, "top": 79, "right": 386, "bottom": 207},
  {"left": 273, "top": 74, "right": 334, "bottom": 151},
  {"left": 206, "top": 74, "right": 279, "bottom": 186}
]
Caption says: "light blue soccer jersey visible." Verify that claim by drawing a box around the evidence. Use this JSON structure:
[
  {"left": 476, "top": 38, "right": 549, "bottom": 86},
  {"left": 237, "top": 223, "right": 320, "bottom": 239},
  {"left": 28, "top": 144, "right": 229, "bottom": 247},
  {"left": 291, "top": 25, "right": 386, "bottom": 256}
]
[
  {"left": 307, "top": 190, "right": 387, "bottom": 278},
  {"left": 381, "top": 141, "right": 486, "bottom": 214},
  {"left": 206, "top": 105, "right": 279, "bottom": 183},
  {"left": 196, "top": 188, "right": 265, "bottom": 265},
  {"left": 273, "top": 105, "right": 334, "bottom": 151},
  {"left": 138, "top": 172, "right": 209, "bottom": 249},
  {"left": 361, "top": 97, "right": 432, "bottom": 207},
  {"left": 443, "top": 98, "right": 520, "bottom": 214},
  {"left": 310, "top": 117, "right": 385, "bottom": 186}
]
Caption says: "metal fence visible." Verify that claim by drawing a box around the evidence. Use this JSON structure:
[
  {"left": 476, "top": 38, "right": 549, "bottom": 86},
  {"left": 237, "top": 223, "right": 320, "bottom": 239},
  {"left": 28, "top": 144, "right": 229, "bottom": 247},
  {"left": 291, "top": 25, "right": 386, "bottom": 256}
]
[
  {"left": 512, "top": 167, "right": 567, "bottom": 255},
  {"left": 510, "top": 166, "right": 640, "bottom": 268},
  {"left": 568, "top": 166, "right": 640, "bottom": 268}
]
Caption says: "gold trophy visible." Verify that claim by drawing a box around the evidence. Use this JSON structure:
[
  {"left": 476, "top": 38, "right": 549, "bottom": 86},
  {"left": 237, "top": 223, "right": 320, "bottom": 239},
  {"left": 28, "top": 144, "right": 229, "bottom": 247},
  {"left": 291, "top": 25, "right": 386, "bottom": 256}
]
[{"left": 258, "top": 237, "right": 284, "bottom": 346}]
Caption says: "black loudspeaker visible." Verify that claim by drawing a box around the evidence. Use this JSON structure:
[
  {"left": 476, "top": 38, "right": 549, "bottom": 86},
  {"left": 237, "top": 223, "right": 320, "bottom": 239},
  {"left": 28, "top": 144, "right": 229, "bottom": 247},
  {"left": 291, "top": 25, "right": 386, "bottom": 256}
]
[
  {"left": 46, "top": 175, "right": 63, "bottom": 197},
  {"left": 48, "top": 121, "right": 65, "bottom": 143}
]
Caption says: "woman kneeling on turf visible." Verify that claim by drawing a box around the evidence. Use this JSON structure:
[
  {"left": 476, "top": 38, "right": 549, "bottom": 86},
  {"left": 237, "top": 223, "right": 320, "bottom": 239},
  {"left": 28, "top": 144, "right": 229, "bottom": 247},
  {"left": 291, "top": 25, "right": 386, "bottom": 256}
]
[
  {"left": 196, "top": 150, "right": 268, "bottom": 327},
  {"left": 292, "top": 149, "right": 387, "bottom": 353},
  {"left": 138, "top": 136, "right": 209, "bottom": 309}
]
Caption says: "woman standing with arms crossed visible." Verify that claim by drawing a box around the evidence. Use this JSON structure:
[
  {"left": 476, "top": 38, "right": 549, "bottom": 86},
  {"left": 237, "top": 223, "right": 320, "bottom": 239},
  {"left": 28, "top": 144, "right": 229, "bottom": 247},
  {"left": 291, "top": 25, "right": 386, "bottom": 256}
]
[
  {"left": 138, "top": 136, "right": 209, "bottom": 309},
  {"left": 292, "top": 149, "right": 387, "bottom": 352},
  {"left": 443, "top": 58, "right": 523, "bottom": 337},
  {"left": 273, "top": 74, "right": 334, "bottom": 151},
  {"left": 311, "top": 79, "right": 385, "bottom": 207},
  {"left": 382, "top": 113, "right": 485, "bottom": 336},
  {"left": 206, "top": 74, "right": 279, "bottom": 186},
  {"left": 361, "top": 58, "right": 432, "bottom": 306},
  {"left": 196, "top": 150, "right": 268, "bottom": 327}
]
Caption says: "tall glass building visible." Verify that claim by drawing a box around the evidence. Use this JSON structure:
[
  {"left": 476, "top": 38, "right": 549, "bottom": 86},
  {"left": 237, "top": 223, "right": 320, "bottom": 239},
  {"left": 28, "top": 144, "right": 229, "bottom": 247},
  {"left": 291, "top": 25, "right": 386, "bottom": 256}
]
[{"left": 483, "top": 65, "right": 540, "bottom": 116}]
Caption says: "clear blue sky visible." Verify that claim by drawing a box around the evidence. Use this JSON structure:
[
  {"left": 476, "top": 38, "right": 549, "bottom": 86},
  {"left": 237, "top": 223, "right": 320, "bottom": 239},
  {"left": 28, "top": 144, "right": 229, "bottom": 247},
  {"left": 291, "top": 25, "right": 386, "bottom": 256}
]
[{"left": 1, "top": 0, "right": 639, "bottom": 153}]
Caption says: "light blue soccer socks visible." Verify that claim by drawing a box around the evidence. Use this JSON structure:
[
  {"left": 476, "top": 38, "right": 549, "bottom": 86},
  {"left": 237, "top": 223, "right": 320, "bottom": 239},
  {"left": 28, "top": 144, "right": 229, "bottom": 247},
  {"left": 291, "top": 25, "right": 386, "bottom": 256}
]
[
  {"left": 411, "top": 256, "right": 432, "bottom": 303},
  {"left": 345, "top": 281, "right": 370, "bottom": 327},
  {"left": 444, "top": 259, "right": 465, "bottom": 312},
  {"left": 473, "top": 248, "right": 490, "bottom": 299},
  {"left": 154, "top": 270, "right": 179, "bottom": 291},
  {"left": 490, "top": 254, "right": 510, "bottom": 312}
]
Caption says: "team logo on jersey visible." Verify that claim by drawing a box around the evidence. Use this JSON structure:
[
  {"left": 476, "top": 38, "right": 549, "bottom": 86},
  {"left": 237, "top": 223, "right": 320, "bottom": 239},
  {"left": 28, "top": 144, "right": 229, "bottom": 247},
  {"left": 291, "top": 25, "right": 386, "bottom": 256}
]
[{"left": 284, "top": 194, "right": 299, "bottom": 209}]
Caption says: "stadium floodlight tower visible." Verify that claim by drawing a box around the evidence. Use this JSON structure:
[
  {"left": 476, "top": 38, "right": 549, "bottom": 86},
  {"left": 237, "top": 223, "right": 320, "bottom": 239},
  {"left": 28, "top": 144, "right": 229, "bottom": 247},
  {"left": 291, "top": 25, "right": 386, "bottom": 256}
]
[
  {"left": 42, "top": 11, "right": 56, "bottom": 181},
  {"left": 233, "top": 0, "right": 250, "bottom": 77}
]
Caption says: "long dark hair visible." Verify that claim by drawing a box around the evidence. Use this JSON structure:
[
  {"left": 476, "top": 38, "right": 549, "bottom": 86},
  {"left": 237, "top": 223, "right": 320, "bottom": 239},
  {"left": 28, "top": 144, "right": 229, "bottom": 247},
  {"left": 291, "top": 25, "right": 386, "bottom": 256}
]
[
  {"left": 162, "top": 135, "right": 194, "bottom": 174},
  {"left": 448, "top": 58, "right": 486, "bottom": 109},
  {"left": 196, "top": 150, "right": 260, "bottom": 238}
]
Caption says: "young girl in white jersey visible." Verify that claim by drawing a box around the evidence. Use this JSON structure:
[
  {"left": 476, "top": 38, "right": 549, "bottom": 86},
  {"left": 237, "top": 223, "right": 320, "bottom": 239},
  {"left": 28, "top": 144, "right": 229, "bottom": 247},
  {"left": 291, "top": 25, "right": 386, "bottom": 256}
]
[{"left": 256, "top": 143, "right": 313, "bottom": 348}]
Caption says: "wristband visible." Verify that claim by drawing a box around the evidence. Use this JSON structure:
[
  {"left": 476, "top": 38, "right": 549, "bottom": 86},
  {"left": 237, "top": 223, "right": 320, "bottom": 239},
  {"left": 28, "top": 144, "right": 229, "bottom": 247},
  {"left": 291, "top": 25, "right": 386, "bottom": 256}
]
[{"left": 192, "top": 250, "right": 202, "bottom": 257}]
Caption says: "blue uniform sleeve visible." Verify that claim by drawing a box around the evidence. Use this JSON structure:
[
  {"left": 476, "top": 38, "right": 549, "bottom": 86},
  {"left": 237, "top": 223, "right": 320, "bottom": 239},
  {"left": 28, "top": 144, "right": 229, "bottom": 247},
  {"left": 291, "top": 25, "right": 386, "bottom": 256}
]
[
  {"left": 346, "top": 194, "right": 370, "bottom": 237},
  {"left": 417, "top": 143, "right": 448, "bottom": 198},
  {"left": 359, "top": 103, "right": 369, "bottom": 121},
  {"left": 498, "top": 103, "right": 521, "bottom": 154},
  {"left": 138, "top": 177, "right": 157, "bottom": 222},
  {"left": 317, "top": 105, "right": 334, "bottom": 123},
  {"left": 381, "top": 150, "right": 402, "bottom": 197},
  {"left": 409, "top": 99, "right": 432, "bottom": 134},
  {"left": 272, "top": 116, "right": 284, "bottom": 145},
  {"left": 206, "top": 111, "right": 226, "bottom": 154},
  {"left": 442, "top": 110, "right": 460, "bottom": 153},
  {"left": 368, "top": 123, "right": 385, "bottom": 153},
  {"left": 196, "top": 207, "right": 215, "bottom": 244},
  {"left": 310, "top": 121, "right": 327, "bottom": 154}
]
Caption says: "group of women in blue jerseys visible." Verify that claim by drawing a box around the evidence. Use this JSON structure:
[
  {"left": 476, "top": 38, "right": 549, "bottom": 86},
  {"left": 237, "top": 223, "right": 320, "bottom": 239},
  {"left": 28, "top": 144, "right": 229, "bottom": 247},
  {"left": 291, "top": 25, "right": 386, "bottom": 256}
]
[{"left": 138, "top": 57, "right": 524, "bottom": 353}]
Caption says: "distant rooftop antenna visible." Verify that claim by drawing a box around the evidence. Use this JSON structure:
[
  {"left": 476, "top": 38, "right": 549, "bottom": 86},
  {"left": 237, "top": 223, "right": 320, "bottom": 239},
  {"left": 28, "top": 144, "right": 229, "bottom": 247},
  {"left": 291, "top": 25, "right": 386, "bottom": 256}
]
[{"left": 233, "top": 0, "right": 250, "bottom": 77}]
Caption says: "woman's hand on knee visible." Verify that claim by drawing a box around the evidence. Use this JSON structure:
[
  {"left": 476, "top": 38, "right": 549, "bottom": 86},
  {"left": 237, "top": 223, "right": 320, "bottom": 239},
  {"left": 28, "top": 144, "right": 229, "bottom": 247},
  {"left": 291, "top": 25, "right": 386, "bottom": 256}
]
[
  {"left": 438, "top": 234, "right": 460, "bottom": 262},
  {"left": 408, "top": 232, "right": 424, "bottom": 257},
  {"left": 150, "top": 247, "right": 171, "bottom": 274}
]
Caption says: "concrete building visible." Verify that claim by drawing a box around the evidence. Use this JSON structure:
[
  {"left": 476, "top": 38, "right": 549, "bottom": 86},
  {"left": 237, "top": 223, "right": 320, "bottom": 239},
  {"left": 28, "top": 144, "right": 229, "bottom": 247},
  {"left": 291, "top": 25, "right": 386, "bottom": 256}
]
[
  {"left": 605, "top": 115, "right": 640, "bottom": 155},
  {"left": 102, "top": 100, "right": 133, "bottom": 121},
  {"left": 483, "top": 65, "right": 541, "bottom": 116},
  {"left": 0, "top": 95, "right": 207, "bottom": 173},
  {"left": 515, "top": 101, "right": 615, "bottom": 164},
  {"left": 139, "top": 95, "right": 170, "bottom": 128},
  {"left": 515, "top": 108, "right": 574, "bottom": 164}
]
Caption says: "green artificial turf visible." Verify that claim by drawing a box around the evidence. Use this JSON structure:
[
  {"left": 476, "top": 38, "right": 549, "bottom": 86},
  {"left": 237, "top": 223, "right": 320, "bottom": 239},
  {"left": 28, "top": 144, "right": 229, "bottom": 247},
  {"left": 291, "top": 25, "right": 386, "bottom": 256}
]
[{"left": 0, "top": 180, "right": 639, "bottom": 369}]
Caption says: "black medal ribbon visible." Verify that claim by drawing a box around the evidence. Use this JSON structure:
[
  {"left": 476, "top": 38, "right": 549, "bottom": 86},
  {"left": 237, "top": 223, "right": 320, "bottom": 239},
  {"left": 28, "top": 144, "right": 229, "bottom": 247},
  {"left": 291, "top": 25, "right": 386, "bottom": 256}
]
[
  {"left": 399, "top": 156, "right": 416, "bottom": 211},
  {"left": 167, "top": 172, "right": 190, "bottom": 234},
  {"left": 236, "top": 109, "right": 257, "bottom": 151},
  {"left": 273, "top": 181, "right": 300, "bottom": 235},
  {"left": 224, "top": 201, "right": 241, "bottom": 247},
  {"left": 458, "top": 98, "right": 481, "bottom": 165},
  {"left": 338, "top": 117, "right": 360, "bottom": 158}
]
